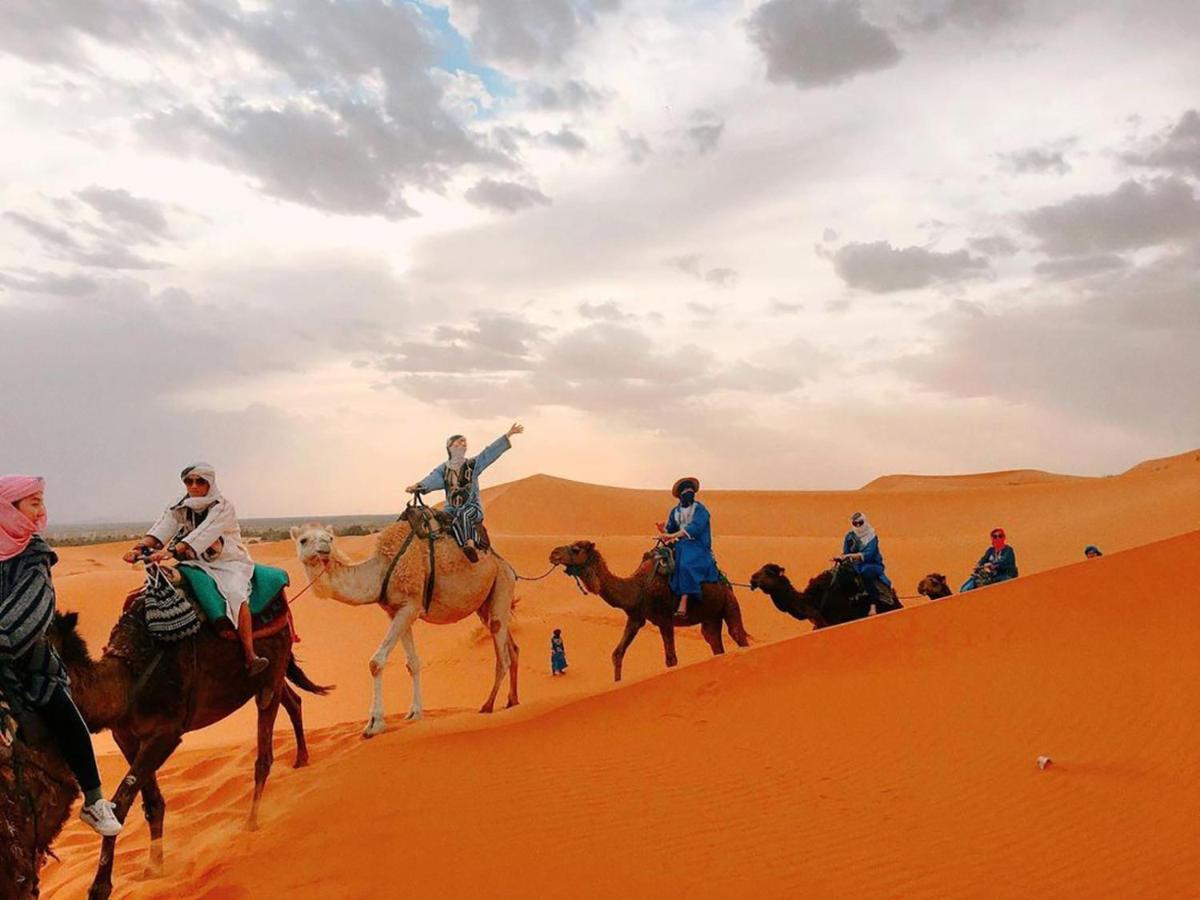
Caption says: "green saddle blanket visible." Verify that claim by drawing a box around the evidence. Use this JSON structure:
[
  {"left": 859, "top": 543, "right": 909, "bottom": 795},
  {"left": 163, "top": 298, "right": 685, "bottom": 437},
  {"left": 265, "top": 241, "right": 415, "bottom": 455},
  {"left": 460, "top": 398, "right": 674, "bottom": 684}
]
[{"left": 177, "top": 564, "right": 289, "bottom": 623}]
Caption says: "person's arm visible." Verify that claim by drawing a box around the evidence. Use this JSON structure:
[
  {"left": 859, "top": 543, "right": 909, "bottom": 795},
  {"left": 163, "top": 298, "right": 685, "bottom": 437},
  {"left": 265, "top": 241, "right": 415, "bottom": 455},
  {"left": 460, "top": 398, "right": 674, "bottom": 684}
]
[
  {"left": 409, "top": 464, "right": 447, "bottom": 496},
  {"left": 977, "top": 548, "right": 993, "bottom": 568},
  {"left": 178, "top": 501, "right": 236, "bottom": 560},
  {"left": 1000, "top": 547, "right": 1018, "bottom": 579},
  {"left": 842, "top": 533, "right": 855, "bottom": 555},
  {"left": 680, "top": 504, "right": 710, "bottom": 540},
  {"left": 0, "top": 561, "right": 54, "bottom": 662},
  {"left": 472, "top": 435, "right": 512, "bottom": 476},
  {"left": 145, "top": 508, "right": 178, "bottom": 547},
  {"left": 859, "top": 538, "right": 883, "bottom": 567}
]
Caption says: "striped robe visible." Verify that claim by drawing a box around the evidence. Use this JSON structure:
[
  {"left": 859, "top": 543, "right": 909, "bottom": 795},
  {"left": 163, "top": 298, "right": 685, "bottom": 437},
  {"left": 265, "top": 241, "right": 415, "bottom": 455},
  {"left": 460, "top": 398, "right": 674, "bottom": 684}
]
[{"left": 0, "top": 536, "right": 68, "bottom": 708}]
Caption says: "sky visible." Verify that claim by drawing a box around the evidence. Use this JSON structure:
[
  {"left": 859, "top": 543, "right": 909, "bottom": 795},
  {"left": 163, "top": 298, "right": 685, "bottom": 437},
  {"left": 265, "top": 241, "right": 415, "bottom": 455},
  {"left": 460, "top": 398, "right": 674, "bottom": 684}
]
[{"left": 2, "top": 0, "right": 1198, "bottom": 522}]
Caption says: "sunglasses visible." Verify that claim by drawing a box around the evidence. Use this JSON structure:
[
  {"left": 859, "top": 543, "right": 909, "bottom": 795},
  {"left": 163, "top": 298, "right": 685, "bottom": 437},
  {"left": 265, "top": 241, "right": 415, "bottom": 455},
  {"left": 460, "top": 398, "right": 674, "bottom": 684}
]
[
  {"left": 183, "top": 477, "right": 208, "bottom": 487},
  {"left": 991, "top": 532, "right": 1005, "bottom": 538}
]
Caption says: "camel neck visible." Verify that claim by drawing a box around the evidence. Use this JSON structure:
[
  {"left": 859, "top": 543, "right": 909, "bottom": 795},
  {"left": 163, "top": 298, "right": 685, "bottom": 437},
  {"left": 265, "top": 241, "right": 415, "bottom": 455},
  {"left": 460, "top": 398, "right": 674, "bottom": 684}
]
[
  {"left": 588, "top": 556, "right": 640, "bottom": 612},
  {"left": 67, "top": 654, "right": 136, "bottom": 730},
  {"left": 319, "top": 551, "right": 391, "bottom": 606}
]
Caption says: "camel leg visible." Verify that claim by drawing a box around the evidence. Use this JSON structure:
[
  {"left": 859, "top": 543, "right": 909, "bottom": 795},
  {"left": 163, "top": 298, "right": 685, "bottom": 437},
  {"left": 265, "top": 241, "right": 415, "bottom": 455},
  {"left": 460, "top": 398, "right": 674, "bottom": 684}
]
[
  {"left": 612, "top": 616, "right": 644, "bottom": 683},
  {"left": 701, "top": 618, "right": 726, "bottom": 655},
  {"left": 247, "top": 685, "right": 283, "bottom": 831},
  {"left": 398, "top": 622, "right": 424, "bottom": 721},
  {"left": 660, "top": 621, "right": 679, "bottom": 668},
  {"left": 505, "top": 633, "right": 520, "bottom": 708},
  {"left": 279, "top": 683, "right": 309, "bottom": 768},
  {"left": 364, "top": 605, "right": 418, "bottom": 737},
  {"left": 88, "top": 732, "right": 182, "bottom": 900},
  {"left": 723, "top": 594, "right": 751, "bottom": 647},
  {"left": 478, "top": 606, "right": 513, "bottom": 714},
  {"left": 141, "top": 775, "right": 167, "bottom": 877}
]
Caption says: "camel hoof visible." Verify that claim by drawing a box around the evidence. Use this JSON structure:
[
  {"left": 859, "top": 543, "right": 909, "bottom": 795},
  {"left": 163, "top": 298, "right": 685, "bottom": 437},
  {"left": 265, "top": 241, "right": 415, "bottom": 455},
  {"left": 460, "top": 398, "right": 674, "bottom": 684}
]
[
  {"left": 479, "top": 704, "right": 495, "bottom": 714},
  {"left": 245, "top": 817, "right": 259, "bottom": 833},
  {"left": 88, "top": 885, "right": 114, "bottom": 900},
  {"left": 142, "top": 865, "right": 164, "bottom": 881},
  {"left": 293, "top": 755, "right": 309, "bottom": 769},
  {"left": 404, "top": 710, "right": 423, "bottom": 722},
  {"left": 362, "top": 718, "right": 386, "bottom": 738},
  {"left": 505, "top": 699, "right": 519, "bottom": 709}
]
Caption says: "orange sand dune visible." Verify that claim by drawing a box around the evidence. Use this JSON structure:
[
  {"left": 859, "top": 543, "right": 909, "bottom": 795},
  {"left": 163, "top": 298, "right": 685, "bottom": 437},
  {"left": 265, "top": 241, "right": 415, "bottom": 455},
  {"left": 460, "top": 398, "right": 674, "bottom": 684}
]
[{"left": 36, "top": 450, "right": 1200, "bottom": 897}]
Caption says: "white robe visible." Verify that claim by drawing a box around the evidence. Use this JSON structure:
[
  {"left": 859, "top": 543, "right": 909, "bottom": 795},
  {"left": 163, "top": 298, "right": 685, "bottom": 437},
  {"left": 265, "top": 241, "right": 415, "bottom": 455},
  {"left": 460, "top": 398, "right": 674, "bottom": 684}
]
[{"left": 147, "top": 498, "right": 255, "bottom": 621}]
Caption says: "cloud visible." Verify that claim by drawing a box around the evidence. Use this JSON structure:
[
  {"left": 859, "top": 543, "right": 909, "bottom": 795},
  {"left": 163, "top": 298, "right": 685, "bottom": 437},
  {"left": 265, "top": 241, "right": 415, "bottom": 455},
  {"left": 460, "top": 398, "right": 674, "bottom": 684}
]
[
  {"left": 76, "top": 187, "right": 172, "bottom": 243},
  {"left": 464, "top": 178, "right": 552, "bottom": 213},
  {"left": 997, "top": 144, "right": 1071, "bottom": 175},
  {"left": 831, "top": 240, "right": 989, "bottom": 292},
  {"left": 0, "top": 0, "right": 168, "bottom": 65},
  {"left": 542, "top": 125, "right": 588, "bottom": 154},
  {"left": 1021, "top": 177, "right": 1200, "bottom": 256},
  {"left": 4, "top": 192, "right": 167, "bottom": 271},
  {"left": 448, "top": 0, "right": 615, "bottom": 68},
  {"left": 529, "top": 78, "right": 608, "bottom": 110},
  {"left": 967, "top": 234, "right": 1019, "bottom": 256},
  {"left": 577, "top": 301, "right": 631, "bottom": 320},
  {"left": 894, "top": 243, "right": 1200, "bottom": 439},
  {"left": 683, "top": 110, "right": 725, "bottom": 155},
  {"left": 1124, "top": 109, "right": 1200, "bottom": 177},
  {"left": 905, "top": 0, "right": 1024, "bottom": 32},
  {"left": 668, "top": 255, "right": 739, "bottom": 287},
  {"left": 0, "top": 269, "right": 99, "bottom": 297},
  {"left": 1032, "top": 254, "right": 1128, "bottom": 281},
  {"left": 747, "top": 0, "right": 902, "bottom": 88},
  {"left": 619, "top": 130, "right": 652, "bottom": 165}
]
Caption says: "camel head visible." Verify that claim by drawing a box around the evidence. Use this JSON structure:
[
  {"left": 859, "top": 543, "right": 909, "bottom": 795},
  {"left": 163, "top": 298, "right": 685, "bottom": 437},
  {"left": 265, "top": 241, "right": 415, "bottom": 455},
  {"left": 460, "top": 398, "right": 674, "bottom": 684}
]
[
  {"left": 549, "top": 540, "right": 596, "bottom": 575},
  {"left": 918, "top": 573, "right": 951, "bottom": 599},
  {"left": 291, "top": 523, "right": 336, "bottom": 567},
  {"left": 44, "top": 611, "right": 91, "bottom": 668},
  {"left": 749, "top": 563, "right": 788, "bottom": 594}
]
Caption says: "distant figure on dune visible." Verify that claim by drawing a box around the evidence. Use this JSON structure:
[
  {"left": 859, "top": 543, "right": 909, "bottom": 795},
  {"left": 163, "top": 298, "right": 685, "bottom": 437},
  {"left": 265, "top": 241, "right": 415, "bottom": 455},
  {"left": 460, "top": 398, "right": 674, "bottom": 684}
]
[
  {"left": 1085, "top": 545, "right": 1103, "bottom": 559},
  {"left": 0, "top": 475, "right": 122, "bottom": 840},
  {"left": 658, "top": 477, "right": 720, "bottom": 620},
  {"left": 835, "top": 512, "right": 894, "bottom": 614},
  {"left": 407, "top": 422, "right": 524, "bottom": 563},
  {"left": 123, "top": 463, "right": 267, "bottom": 674},
  {"left": 961, "top": 527, "right": 1019, "bottom": 592},
  {"left": 550, "top": 628, "right": 568, "bottom": 675}
]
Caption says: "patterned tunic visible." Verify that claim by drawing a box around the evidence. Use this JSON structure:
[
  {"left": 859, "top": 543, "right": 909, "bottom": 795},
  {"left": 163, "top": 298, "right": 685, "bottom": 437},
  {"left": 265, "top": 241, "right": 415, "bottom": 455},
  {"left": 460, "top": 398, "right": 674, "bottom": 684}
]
[{"left": 0, "top": 536, "right": 68, "bottom": 707}]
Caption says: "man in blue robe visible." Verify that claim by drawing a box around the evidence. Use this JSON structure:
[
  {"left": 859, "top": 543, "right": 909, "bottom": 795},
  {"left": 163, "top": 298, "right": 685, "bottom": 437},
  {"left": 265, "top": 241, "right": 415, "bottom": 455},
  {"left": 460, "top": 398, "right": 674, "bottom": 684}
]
[
  {"left": 661, "top": 477, "right": 719, "bottom": 619},
  {"left": 837, "top": 512, "right": 893, "bottom": 612},
  {"left": 407, "top": 423, "right": 523, "bottom": 562}
]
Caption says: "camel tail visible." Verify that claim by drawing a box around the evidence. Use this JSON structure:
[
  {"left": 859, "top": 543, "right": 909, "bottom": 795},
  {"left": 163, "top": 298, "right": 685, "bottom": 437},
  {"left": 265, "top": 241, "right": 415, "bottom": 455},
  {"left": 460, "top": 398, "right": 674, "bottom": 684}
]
[
  {"left": 287, "top": 656, "right": 335, "bottom": 696},
  {"left": 724, "top": 594, "right": 753, "bottom": 647}
]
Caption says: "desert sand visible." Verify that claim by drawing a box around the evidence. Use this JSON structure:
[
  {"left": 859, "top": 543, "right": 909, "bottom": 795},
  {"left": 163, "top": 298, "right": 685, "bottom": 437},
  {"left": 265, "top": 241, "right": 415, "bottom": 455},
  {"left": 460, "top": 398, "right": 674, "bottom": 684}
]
[{"left": 39, "top": 449, "right": 1200, "bottom": 898}]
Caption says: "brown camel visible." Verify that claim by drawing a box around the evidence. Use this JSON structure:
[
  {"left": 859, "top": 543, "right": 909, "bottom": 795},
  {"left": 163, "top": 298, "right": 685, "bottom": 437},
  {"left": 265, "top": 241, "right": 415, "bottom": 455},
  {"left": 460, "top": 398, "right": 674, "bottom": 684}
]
[
  {"left": 291, "top": 517, "right": 518, "bottom": 735},
  {"left": 918, "top": 572, "right": 953, "bottom": 600},
  {"left": 1, "top": 709, "right": 78, "bottom": 899},
  {"left": 548, "top": 540, "right": 749, "bottom": 682},
  {"left": 36, "top": 596, "right": 331, "bottom": 900},
  {"left": 749, "top": 560, "right": 903, "bottom": 628}
]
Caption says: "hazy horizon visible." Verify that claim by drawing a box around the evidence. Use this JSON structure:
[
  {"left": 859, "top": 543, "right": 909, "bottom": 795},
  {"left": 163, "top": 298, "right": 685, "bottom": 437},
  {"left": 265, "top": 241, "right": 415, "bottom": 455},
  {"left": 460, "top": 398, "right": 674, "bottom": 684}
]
[{"left": 4, "top": 0, "right": 1198, "bottom": 521}]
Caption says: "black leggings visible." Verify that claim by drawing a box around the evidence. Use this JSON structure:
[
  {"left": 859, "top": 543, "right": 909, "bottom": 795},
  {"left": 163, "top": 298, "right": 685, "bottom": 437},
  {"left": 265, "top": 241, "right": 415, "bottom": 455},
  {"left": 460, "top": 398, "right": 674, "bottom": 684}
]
[{"left": 40, "top": 685, "right": 102, "bottom": 794}]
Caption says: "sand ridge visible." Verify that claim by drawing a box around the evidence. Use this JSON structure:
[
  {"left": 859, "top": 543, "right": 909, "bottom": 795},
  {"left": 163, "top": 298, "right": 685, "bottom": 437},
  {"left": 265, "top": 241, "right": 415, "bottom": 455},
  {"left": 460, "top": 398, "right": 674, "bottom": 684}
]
[{"left": 36, "top": 449, "right": 1200, "bottom": 897}]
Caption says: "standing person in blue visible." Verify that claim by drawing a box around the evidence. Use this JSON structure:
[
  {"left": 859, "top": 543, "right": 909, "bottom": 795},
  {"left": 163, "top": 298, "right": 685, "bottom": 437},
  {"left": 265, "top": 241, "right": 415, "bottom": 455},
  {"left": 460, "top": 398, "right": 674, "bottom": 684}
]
[
  {"left": 659, "top": 477, "right": 719, "bottom": 620},
  {"left": 835, "top": 511, "right": 893, "bottom": 612},
  {"left": 550, "top": 629, "right": 568, "bottom": 676},
  {"left": 406, "top": 422, "right": 524, "bottom": 563},
  {"left": 960, "top": 527, "right": 1019, "bottom": 592}
]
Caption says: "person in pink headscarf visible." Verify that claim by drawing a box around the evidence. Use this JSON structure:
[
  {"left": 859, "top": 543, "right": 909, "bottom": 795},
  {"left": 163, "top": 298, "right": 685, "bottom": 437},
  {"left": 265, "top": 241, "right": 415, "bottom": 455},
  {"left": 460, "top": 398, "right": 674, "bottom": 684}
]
[{"left": 0, "top": 475, "right": 122, "bottom": 836}]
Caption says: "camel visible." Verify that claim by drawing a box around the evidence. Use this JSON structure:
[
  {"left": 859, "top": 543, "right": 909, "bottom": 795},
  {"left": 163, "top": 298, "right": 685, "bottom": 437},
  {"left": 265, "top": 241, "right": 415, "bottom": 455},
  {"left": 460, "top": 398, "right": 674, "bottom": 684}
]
[
  {"left": 31, "top": 600, "right": 330, "bottom": 900},
  {"left": 291, "top": 517, "right": 518, "bottom": 736},
  {"left": 749, "top": 560, "right": 903, "bottom": 628},
  {"left": 918, "top": 572, "right": 953, "bottom": 600},
  {"left": 547, "top": 540, "right": 749, "bottom": 682}
]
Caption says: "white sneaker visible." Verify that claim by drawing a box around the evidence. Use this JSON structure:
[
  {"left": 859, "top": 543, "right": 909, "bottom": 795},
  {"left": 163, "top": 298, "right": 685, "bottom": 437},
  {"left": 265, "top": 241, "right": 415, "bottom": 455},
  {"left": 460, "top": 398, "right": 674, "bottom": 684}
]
[{"left": 80, "top": 798, "right": 123, "bottom": 837}]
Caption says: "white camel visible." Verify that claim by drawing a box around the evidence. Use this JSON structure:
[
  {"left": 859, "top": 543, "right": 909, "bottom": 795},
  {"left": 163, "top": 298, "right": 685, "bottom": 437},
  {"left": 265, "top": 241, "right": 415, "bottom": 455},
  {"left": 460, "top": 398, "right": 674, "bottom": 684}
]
[{"left": 291, "top": 520, "right": 518, "bottom": 736}]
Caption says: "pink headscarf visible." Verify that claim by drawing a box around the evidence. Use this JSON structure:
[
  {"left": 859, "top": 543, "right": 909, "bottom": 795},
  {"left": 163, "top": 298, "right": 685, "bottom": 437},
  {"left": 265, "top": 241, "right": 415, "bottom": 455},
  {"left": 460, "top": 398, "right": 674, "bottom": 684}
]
[{"left": 0, "top": 475, "right": 47, "bottom": 562}]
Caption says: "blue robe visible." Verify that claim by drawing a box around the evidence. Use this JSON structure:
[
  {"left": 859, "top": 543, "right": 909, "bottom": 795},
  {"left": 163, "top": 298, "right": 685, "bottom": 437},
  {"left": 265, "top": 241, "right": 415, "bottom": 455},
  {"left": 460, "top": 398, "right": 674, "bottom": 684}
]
[
  {"left": 842, "top": 532, "right": 892, "bottom": 588},
  {"left": 550, "top": 635, "right": 568, "bottom": 674},
  {"left": 415, "top": 435, "right": 511, "bottom": 541},
  {"left": 667, "top": 501, "right": 720, "bottom": 597}
]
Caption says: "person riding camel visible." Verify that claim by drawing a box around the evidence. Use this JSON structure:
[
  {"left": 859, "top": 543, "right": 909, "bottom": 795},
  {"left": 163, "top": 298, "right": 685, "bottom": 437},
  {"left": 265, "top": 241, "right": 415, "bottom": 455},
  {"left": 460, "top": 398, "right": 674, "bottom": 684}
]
[
  {"left": 835, "top": 511, "right": 893, "bottom": 612},
  {"left": 960, "top": 527, "right": 1019, "bottom": 592},
  {"left": 122, "top": 463, "right": 268, "bottom": 675},
  {"left": 659, "top": 477, "right": 719, "bottom": 620},
  {"left": 1, "top": 475, "right": 123, "bottom": 837},
  {"left": 406, "top": 423, "right": 524, "bottom": 563}
]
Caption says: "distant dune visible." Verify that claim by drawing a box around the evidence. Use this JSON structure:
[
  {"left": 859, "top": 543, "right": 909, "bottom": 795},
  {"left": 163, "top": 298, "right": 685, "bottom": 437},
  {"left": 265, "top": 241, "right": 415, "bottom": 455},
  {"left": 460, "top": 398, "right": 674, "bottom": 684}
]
[{"left": 39, "top": 448, "right": 1200, "bottom": 898}]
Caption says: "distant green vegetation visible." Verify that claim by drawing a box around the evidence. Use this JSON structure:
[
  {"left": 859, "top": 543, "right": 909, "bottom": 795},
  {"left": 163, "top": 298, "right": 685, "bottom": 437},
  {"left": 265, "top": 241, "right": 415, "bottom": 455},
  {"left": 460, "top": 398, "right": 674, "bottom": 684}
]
[{"left": 48, "top": 517, "right": 389, "bottom": 548}]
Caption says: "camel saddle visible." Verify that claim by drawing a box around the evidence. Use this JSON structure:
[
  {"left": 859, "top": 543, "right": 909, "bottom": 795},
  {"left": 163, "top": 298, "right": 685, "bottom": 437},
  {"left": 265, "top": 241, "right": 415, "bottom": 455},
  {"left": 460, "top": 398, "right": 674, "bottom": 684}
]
[{"left": 399, "top": 501, "right": 491, "bottom": 553}]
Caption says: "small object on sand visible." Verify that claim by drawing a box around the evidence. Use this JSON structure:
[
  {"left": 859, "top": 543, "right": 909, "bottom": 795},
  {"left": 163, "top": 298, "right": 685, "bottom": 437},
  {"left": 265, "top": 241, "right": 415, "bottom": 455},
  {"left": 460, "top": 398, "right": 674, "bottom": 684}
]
[{"left": 1036, "top": 755, "right": 1053, "bottom": 770}]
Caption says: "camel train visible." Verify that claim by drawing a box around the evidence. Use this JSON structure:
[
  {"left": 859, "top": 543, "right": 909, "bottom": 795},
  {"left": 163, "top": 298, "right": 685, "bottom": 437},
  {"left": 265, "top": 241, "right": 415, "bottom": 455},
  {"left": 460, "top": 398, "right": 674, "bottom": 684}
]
[{"left": 5, "top": 489, "right": 954, "bottom": 898}]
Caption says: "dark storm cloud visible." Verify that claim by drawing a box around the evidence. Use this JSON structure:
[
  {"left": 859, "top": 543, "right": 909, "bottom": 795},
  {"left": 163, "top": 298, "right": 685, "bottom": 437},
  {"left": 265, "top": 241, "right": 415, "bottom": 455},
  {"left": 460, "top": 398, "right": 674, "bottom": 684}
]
[
  {"left": 831, "top": 241, "right": 989, "bottom": 292},
  {"left": 1021, "top": 177, "right": 1200, "bottom": 256},
  {"left": 747, "top": 0, "right": 902, "bottom": 89}
]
